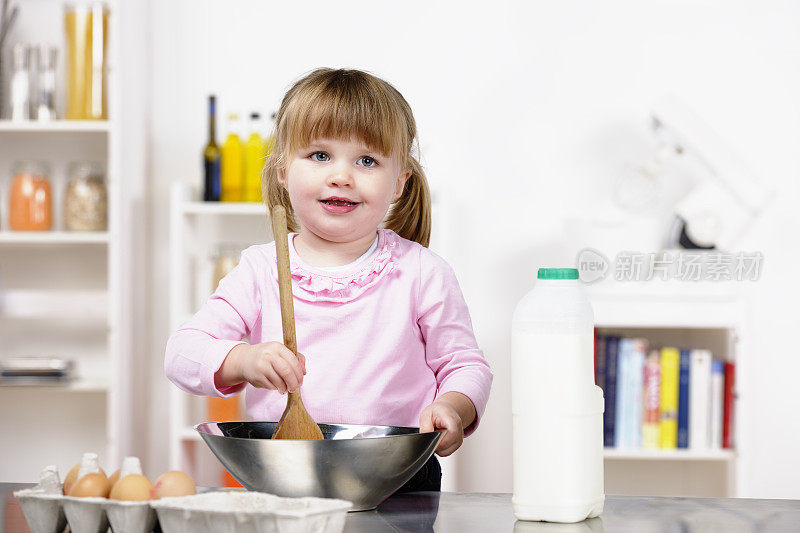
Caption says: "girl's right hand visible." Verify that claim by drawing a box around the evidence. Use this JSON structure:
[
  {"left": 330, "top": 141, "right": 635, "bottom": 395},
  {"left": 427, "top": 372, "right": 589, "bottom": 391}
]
[{"left": 222, "top": 342, "right": 306, "bottom": 393}]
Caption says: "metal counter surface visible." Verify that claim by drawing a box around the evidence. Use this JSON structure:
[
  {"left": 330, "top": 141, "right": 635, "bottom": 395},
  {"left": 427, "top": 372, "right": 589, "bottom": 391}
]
[
  {"left": 344, "top": 492, "right": 800, "bottom": 532},
  {"left": 3, "top": 484, "right": 799, "bottom": 532}
]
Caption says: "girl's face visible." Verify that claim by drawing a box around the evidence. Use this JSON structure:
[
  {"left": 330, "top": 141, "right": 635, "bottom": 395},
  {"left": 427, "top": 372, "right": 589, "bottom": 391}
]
[{"left": 278, "top": 137, "right": 410, "bottom": 244}]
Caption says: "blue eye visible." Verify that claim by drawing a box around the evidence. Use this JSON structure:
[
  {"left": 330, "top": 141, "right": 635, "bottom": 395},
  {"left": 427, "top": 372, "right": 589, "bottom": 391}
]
[
  {"left": 359, "top": 156, "right": 377, "bottom": 168},
  {"left": 310, "top": 152, "right": 329, "bottom": 162}
]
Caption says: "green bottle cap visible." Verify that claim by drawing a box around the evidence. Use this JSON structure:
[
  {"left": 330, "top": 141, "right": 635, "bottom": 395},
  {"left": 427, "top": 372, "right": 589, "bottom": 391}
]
[{"left": 538, "top": 268, "right": 579, "bottom": 280}]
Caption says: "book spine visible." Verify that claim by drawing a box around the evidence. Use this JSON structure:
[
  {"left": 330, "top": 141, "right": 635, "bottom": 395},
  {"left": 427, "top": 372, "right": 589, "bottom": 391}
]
[
  {"left": 659, "top": 347, "right": 680, "bottom": 449},
  {"left": 629, "top": 339, "right": 647, "bottom": 449},
  {"left": 689, "top": 349, "right": 712, "bottom": 450},
  {"left": 677, "top": 349, "right": 691, "bottom": 449},
  {"left": 711, "top": 359, "right": 725, "bottom": 449},
  {"left": 723, "top": 361, "right": 735, "bottom": 449},
  {"left": 615, "top": 339, "right": 630, "bottom": 448},
  {"left": 595, "top": 334, "right": 607, "bottom": 395},
  {"left": 603, "top": 336, "right": 619, "bottom": 448},
  {"left": 642, "top": 349, "right": 661, "bottom": 449}
]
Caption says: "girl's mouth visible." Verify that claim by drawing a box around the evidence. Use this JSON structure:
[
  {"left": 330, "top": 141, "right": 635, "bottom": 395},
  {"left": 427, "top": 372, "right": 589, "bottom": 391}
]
[{"left": 319, "top": 198, "right": 360, "bottom": 214}]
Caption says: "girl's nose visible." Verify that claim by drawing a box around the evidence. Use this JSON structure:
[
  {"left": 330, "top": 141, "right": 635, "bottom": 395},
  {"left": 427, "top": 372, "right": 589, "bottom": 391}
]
[{"left": 326, "top": 165, "right": 354, "bottom": 188}]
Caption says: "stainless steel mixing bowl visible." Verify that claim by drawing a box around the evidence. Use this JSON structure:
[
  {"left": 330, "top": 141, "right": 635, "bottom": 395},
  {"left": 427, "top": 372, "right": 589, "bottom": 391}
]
[{"left": 195, "top": 421, "right": 445, "bottom": 511}]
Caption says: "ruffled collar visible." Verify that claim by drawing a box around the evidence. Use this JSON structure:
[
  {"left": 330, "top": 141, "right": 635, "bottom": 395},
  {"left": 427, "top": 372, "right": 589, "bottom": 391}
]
[{"left": 271, "top": 229, "right": 399, "bottom": 303}]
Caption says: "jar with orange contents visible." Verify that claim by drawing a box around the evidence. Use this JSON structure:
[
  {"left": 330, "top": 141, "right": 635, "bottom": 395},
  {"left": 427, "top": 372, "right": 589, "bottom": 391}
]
[{"left": 9, "top": 161, "right": 53, "bottom": 231}]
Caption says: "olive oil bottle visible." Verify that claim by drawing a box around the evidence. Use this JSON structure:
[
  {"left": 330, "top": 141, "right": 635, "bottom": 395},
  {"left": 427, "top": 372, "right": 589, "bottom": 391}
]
[{"left": 203, "top": 95, "right": 221, "bottom": 201}]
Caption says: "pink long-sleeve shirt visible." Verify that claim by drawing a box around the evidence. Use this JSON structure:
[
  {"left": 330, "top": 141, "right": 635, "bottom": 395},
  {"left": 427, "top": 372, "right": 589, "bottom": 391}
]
[{"left": 165, "top": 228, "right": 493, "bottom": 433}]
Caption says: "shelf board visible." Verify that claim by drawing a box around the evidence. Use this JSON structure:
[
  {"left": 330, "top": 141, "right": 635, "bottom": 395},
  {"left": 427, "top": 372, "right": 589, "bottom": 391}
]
[
  {"left": 604, "top": 448, "right": 735, "bottom": 461},
  {"left": 0, "top": 231, "right": 110, "bottom": 245},
  {"left": 0, "top": 290, "right": 108, "bottom": 321},
  {"left": 591, "top": 289, "right": 743, "bottom": 329},
  {"left": 0, "top": 379, "right": 108, "bottom": 393},
  {"left": 182, "top": 201, "right": 267, "bottom": 216},
  {"left": 0, "top": 120, "right": 110, "bottom": 133}
]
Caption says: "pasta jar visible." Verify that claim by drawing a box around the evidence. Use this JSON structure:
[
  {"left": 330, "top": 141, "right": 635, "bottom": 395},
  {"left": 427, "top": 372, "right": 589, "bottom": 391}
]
[
  {"left": 9, "top": 161, "right": 53, "bottom": 231},
  {"left": 212, "top": 244, "right": 244, "bottom": 290},
  {"left": 65, "top": 162, "right": 107, "bottom": 231}
]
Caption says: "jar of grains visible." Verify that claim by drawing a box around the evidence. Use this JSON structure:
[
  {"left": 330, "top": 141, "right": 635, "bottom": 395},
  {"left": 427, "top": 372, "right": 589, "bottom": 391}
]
[
  {"left": 9, "top": 161, "right": 53, "bottom": 231},
  {"left": 65, "top": 162, "right": 107, "bottom": 231}
]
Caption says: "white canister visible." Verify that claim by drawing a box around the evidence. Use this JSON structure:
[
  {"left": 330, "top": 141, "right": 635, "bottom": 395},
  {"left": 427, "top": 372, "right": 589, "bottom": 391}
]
[{"left": 511, "top": 268, "right": 604, "bottom": 523}]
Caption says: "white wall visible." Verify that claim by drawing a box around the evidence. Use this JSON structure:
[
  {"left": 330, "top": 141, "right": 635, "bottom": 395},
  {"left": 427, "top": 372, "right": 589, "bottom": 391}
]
[{"left": 145, "top": 0, "right": 800, "bottom": 497}]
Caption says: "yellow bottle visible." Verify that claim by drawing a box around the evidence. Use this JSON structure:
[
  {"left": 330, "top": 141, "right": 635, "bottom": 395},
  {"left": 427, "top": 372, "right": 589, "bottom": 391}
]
[
  {"left": 243, "top": 112, "right": 266, "bottom": 202},
  {"left": 220, "top": 113, "right": 244, "bottom": 202}
]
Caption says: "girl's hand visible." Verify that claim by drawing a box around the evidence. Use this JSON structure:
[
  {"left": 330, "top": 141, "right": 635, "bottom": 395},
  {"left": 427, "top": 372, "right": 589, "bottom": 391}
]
[
  {"left": 419, "top": 401, "right": 463, "bottom": 457},
  {"left": 217, "top": 342, "right": 306, "bottom": 393}
]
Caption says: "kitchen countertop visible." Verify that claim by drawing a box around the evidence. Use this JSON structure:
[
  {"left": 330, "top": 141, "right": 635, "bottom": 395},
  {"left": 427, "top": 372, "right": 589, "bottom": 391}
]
[{"left": 3, "top": 483, "right": 799, "bottom": 532}]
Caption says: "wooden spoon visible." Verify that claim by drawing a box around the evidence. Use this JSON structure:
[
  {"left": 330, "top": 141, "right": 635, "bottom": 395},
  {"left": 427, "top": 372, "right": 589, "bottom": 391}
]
[{"left": 270, "top": 205, "right": 324, "bottom": 440}]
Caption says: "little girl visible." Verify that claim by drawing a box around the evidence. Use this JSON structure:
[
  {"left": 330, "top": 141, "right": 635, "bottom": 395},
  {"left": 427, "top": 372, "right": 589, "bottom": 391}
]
[{"left": 165, "top": 68, "right": 493, "bottom": 491}]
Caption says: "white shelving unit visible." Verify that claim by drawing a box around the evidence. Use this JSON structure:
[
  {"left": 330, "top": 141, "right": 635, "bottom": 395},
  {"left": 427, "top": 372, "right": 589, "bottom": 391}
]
[
  {"left": 168, "top": 182, "right": 269, "bottom": 485},
  {"left": 0, "top": 0, "right": 135, "bottom": 482},
  {"left": 587, "top": 280, "right": 747, "bottom": 498}
]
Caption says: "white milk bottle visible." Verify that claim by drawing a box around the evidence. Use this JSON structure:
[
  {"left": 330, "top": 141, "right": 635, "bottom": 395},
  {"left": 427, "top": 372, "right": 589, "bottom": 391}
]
[{"left": 511, "top": 268, "right": 604, "bottom": 522}]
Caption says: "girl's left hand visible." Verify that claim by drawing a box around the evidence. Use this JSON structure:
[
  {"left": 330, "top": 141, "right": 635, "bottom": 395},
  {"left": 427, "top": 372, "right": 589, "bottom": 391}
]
[{"left": 419, "top": 401, "right": 463, "bottom": 457}]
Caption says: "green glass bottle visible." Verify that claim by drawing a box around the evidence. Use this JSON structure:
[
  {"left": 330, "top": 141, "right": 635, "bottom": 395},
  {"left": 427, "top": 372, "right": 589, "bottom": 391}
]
[{"left": 203, "top": 95, "right": 221, "bottom": 201}]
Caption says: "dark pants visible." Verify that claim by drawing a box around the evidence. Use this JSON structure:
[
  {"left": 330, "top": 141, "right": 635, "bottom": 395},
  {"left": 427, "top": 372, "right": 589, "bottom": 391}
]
[{"left": 394, "top": 454, "right": 441, "bottom": 493}]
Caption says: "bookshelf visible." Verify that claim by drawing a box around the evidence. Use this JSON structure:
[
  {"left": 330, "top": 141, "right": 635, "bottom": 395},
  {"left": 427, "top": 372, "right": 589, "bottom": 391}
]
[{"left": 587, "top": 282, "right": 746, "bottom": 497}]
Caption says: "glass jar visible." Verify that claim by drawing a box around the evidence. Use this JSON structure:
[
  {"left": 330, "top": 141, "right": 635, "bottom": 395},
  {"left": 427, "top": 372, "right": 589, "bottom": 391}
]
[
  {"left": 65, "top": 3, "right": 109, "bottom": 120},
  {"left": 212, "top": 244, "right": 244, "bottom": 290},
  {"left": 9, "top": 161, "right": 53, "bottom": 231},
  {"left": 65, "top": 162, "right": 107, "bottom": 231}
]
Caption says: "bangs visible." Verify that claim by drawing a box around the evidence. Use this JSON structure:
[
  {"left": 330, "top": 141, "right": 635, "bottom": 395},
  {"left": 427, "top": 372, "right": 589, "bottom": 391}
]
[{"left": 281, "top": 72, "right": 407, "bottom": 159}]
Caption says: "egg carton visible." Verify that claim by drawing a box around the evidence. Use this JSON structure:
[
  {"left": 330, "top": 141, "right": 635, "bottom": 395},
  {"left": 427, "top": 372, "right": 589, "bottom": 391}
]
[
  {"left": 13, "top": 489, "right": 66, "bottom": 533},
  {"left": 150, "top": 492, "right": 353, "bottom": 533},
  {"left": 14, "top": 487, "right": 155, "bottom": 533},
  {"left": 15, "top": 488, "right": 352, "bottom": 533}
]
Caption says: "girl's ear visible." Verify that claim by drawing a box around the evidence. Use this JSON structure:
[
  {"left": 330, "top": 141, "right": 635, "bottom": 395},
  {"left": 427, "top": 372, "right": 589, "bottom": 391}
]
[
  {"left": 393, "top": 170, "right": 411, "bottom": 202},
  {"left": 277, "top": 168, "right": 287, "bottom": 189}
]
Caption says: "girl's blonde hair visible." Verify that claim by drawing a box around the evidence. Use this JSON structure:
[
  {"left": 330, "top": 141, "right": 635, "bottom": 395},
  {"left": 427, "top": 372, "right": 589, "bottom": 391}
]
[{"left": 264, "top": 68, "right": 431, "bottom": 247}]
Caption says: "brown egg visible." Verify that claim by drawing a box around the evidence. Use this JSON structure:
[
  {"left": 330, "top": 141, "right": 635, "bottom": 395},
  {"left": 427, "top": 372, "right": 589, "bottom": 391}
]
[
  {"left": 108, "top": 469, "right": 121, "bottom": 487},
  {"left": 63, "top": 464, "right": 79, "bottom": 495},
  {"left": 63, "top": 464, "right": 107, "bottom": 495},
  {"left": 109, "top": 474, "right": 155, "bottom": 501},
  {"left": 69, "top": 473, "right": 111, "bottom": 498},
  {"left": 154, "top": 471, "right": 196, "bottom": 498}
]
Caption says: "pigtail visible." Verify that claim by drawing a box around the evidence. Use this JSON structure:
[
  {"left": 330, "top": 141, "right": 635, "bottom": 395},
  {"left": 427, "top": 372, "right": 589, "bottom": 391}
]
[{"left": 384, "top": 156, "right": 431, "bottom": 248}]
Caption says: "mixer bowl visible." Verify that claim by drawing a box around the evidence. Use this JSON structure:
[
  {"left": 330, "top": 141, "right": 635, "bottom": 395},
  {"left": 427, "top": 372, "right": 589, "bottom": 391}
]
[{"left": 195, "top": 421, "right": 444, "bottom": 511}]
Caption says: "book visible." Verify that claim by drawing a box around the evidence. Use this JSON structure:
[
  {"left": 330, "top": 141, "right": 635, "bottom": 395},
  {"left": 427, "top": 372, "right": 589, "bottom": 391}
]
[
  {"left": 711, "top": 359, "right": 725, "bottom": 449},
  {"left": 614, "top": 339, "right": 630, "bottom": 448},
  {"left": 595, "top": 333, "right": 607, "bottom": 393},
  {"left": 689, "top": 349, "right": 712, "bottom": 450},
  {"left": 603, "top": 336, "right": 620, "bottom": 448},
  {"left": 677, "top": 349, "right": 691, "bottom": 448},
  {"left": 659, "top": 347, "right": 680, "bottom": 449},
  {"left": 627, "top": 339, "right": 647, "bottom": 449},
  {"left": 723, "top": 361, "right": 735, "bottom": 449},
  {"left": 642, "top": 349, "right": 661, "bottom": 449}
]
